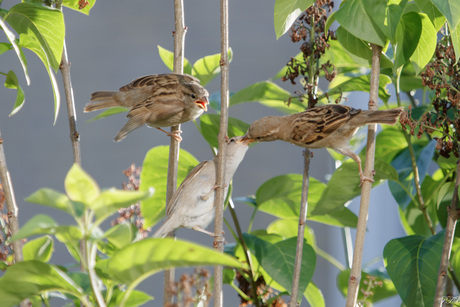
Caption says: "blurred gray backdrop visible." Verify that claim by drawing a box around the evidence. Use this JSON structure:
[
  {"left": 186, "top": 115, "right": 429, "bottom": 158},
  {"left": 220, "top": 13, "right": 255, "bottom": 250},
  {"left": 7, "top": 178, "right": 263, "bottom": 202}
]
[{"left": 0, "top": 0, "right": 405, "bottom": 305}]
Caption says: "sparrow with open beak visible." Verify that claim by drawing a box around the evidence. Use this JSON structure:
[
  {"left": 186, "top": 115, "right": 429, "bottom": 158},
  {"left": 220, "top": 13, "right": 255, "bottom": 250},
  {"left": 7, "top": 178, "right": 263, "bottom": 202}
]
[
  {"left": 153, "top": 136, "right": 250, "bottom": 238},
  {"left": 84, "top": 73, "right": 209, "bottom": 142},
  {"left": 241, "top": 104, "right": 403, "bottom": 184}
]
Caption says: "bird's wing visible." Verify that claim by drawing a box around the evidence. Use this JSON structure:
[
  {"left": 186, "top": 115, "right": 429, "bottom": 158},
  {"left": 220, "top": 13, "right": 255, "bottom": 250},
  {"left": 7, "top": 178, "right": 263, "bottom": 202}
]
[
  {"left": 165, "top": 160, "right": 212, "bottom": 216},
  {"left": 292, "top": 104, "right": 360, "bottom": 144},
  {"left": 126, "top": 96, "right": 186, "bottom": 121},
  {"left": 119, "top": 74, "right": 199, "bottom": 92}
]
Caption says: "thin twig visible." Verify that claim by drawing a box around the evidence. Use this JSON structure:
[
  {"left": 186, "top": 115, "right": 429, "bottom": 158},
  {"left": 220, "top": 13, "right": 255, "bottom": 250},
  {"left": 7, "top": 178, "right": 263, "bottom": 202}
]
[
  {"left": 345, "top": 44, "right": 381, "bottom": 307},
  {"left": 163, "top": 0, "right": 187, "bottom": 304},
  {"left": 228, "top": 199, "right": 260, "bottom": 307},
  {"left": 434, "top": 160, "right": 460, "bottom": 306},
  {"left": 289, "top": 149, "right": 311, "bottom": 307},
  {"left": 213, "top": 0, "right": 229, "bottom": 304}
]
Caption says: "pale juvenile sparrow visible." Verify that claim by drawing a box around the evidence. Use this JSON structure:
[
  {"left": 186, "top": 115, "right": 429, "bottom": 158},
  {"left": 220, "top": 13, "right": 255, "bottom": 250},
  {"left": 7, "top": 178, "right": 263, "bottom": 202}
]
[
  {"left": 84, "top": 73, "right": 209, "bottom": 142},
  {"left": 153, "top": 136, "right": 250, "bottom": 238},
  {"left": 241, "top": 104, "right": 403, "bottom": 184}
]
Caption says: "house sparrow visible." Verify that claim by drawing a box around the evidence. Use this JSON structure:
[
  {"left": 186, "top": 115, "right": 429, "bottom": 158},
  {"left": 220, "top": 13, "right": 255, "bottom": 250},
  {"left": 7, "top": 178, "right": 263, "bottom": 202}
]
[
  {"left": 84, "top": 73, "right": 209, "bottom": 142},
  {"left": 241, "top": 104, "right": 403, "bottom": 184},
  {"left": 153, "top": 136, "right": 250, "bottom": 238}
]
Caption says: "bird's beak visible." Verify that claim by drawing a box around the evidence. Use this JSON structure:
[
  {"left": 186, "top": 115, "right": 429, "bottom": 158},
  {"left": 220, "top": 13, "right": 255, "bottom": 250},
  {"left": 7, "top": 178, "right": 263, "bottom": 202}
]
[
  {"left": 195, "top": 96, "right": 209, "bottom": 112},
  {"left": 237, "top": 134, "right": 255, "bottom": 145}
]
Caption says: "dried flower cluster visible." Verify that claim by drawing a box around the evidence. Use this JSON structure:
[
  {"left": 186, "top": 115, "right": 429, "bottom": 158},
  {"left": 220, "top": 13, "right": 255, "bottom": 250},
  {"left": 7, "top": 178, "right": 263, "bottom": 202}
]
[
  {"left": 165, "top": 268, "right": 212, "bottom": 307},
  {"left": 358, "top": 275, "right": 383, "bottom": 306},
  {"left": 0, "top": 183, "right": 13, "bottom": 268},
  {"left": 282, "top": 0, "right": 337, "bottom": 108},
  {"left": 402, "top": 38, "right": 460, "bottom": 158},
  {"left": 236, "top": 270, "right": 287, "bottom": 306},
  {"left": 111, "top": 164, "right": 150, "bottom": 238}
]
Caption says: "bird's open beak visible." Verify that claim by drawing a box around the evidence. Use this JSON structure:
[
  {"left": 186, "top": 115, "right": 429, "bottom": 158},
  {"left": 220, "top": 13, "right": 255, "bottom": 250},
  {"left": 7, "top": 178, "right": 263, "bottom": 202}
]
[
  {"left": 237, "top": 135, "right": 255, "bottom": 145},
  {"left": 195, "top": 96, "right": 209, "bottom": 112}
]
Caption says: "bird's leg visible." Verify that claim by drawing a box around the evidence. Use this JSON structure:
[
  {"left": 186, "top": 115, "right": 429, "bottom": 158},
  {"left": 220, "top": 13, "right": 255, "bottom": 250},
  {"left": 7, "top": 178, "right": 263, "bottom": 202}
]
[
  {"left": 192, "top": 226, "right": 225, "bottom": 238},
  {"left": 156, "top": 127, "right": 183, "bottom": 142},
  {"left": 337, "top": 148, "right": 375, "bottom": 186},
  {"left": 200, "top": 184, "right": 227, "bottom": 201}
]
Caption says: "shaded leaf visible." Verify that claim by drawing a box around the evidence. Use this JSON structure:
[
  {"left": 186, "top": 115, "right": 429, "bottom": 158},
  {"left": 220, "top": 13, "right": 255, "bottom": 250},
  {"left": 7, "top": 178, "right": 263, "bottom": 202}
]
[
  {"left": 10, "top": 214, "right": 57, "bottom": 241},
  {"left": 199, "top": 114, "right": 249, "bottom": 148},
  {"left": 25, "top": 188, "right": 83, "bottom": 218},
  {"left": 414, "top": 0, "right": 446, "bottom": 31},
  {"left": 430, "top": 0, "right": 460, "bottom": 30},
  {"left": 394, "top": 12, "right": 422, "bottom": 69},
  {"left": 328, "top": 74, "right": 391, "bottom": 103},
  {"left": 273, "top": 0, "right": 315, "bottom": 39},
  {"left": 409, "top": 13, "right": 437, "bottom": 74},
  {"left": 23, "top": 235, "right": 53, "bottom": 262},
  {"left": 104, "top": 222, "right": 135, "bottom": 250},
  {"left": 363, "top": 0, "right": 407, "bottom": 41},
  {"left": 3, "top": 70, "right": 25, "bottom": 116},
  {"left": 192, "top": 48, "right": 233, "bottom": 86}
]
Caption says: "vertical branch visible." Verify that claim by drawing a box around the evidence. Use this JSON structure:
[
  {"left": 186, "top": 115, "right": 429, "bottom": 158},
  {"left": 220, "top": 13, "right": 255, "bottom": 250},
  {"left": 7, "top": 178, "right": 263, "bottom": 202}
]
[
  {"left": 434, "top": 160, "right": 460, "bottom": 306},
  {"left": 345, "top": 44, "right": 381, "bottom": 307},
  {"left": 289, "top": 149, "right": 311, "bottom": 307},
  {"left": 163, "top": 0, "right": 186, "bottom": 304},
  {"left": 213, "top": 0, "right": 229, "bottom": 304},
  {"left": 0, "top": 131, "right": 22, "bottom": 262}
]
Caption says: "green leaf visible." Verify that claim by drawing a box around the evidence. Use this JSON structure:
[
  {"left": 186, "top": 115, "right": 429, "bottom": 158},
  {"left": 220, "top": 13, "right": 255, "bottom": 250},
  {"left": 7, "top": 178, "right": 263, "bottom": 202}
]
[
  {"left": 394, "top": 12, "right": 423, "bottom": 70},
  {"left": 92, "top": 189, "right": 154, "bottom": 225},
  {"left": 267, "top": 219, "right": 316, "bottom": 246},
  {"left": 304, "top": 282, "right": 325, "bottom": 307},
  {"left": 199, "top": 114, "right": 249, "bottom": 148},
  {"left": 409, "top": 13, "right": 437, "bottom": 74},
  {"left": 65, "top": 164, "right": 100, "bottom": 207},
  {"left": 313, "top": 159, "right": 397, "bottom": 215},
  {"left": 0, "top": 261, "right": 85, "bottom": 307},
  {"left": 363, "top": 0, "right": 407, "bottom": 41},
  {"left": 62, "top": 0, "right": 96, "bottom": 15},
  {"left": 374, "top": 126, "right": 407, "bottom": 164},
  {"left": 140, "top": 146, "right": 199, "bottom": 228},
  {"left": 23, "top": 235, "right": 53, "bottom": 262},
  {"left": 414, "top": 0, "right": 446, "bottom": 31},
  {"left": 337, "top": 269, "right": 397, "bottom": 302},
  {"left": 335, "top": 27, "right": 393, "bottom": 69},
  {"left": 104, "top": 222, "right": 134, "bottom": 250},
  {"left": 4, "top": 3, "right": 64, "bottom": 72},
  {"left": 0, "top": 16, "right": 30, "bottom": 84},
  {"left": 18, "top": 33, "right": 60, "bottom": 124},
  {"left": 451, "top": 22, "right": 460, "bottom": 64},
  {"left": 273, "top": 0, "right": 315, "bottom": 39},
  {"left": 3, "top": 70, "right": 25, "bottom": 116},
  {"left": 86, "top": 106, "right": 128, "bottom": 122},
  {"left": 107, "top": 238, "right": 241, "bottom": 304},
  {"left": 157, "top": 45, "right": 192, "bottom": 75},
  {"left": 230, "top": 81, "right": 305, "bottom": 114},
  {"left": 10, "top": 214, "right": 57, "bottom": 241},
  {"left": 25, "top": 188, "right": 83, "bottom": 217},
  {"left": 334, "top": 0, "right": 386, "bottom": 46},
  {"left": 328, "top": 74, "right": 392, "bottom": 103},
  {"left": 430, "top": 0, "right": 460, "bottom": 30},
  {"left": 244, "top": 234, "right": 316, "bottom": 296},
  {"left": 109, "top": 288, "right": 153, "bottom": 307},
  {"left": 192, "top": 48, "right": 233, "bottom": 86},
  {"left": 384, "top": 231, "right": 444, "bottom": 307}
]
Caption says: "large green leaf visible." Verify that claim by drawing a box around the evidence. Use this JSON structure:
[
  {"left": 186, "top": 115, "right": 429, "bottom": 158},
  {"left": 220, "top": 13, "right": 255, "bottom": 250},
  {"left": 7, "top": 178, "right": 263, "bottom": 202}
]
[
  {"left": 104, "top": 222, "right": 135, "bottom": 250},
  {"left": 328, "top": 74, "right": 392, "bottom": 103},
  {"left": 430, "top": 0, "right": 460, "bottom": 30},
  {"left": 62, "top": 0, "right": 96, "bottom": 15},
  {"left": 414, "top": 0, "right": 446, "bottom": 31},
  {"left": 109, "top": 288, "right": 153, "bottom": 307},
  {"left": 18, "top": 33, "right": 60, "bottom": 123},
  {"left": 409, "top": 13, "right": 437, "bottom": 74},
  {"left": 334, "top": 0, "right": 386, "bottom": 46},
  {"left": 23, "top": 235, "right": 53, "bottom": 262},
  {"left": 394, "top": 12, "right": 422, "bottom": 70},
  {"left": 273, "top": 0, "right": 315, "bottom": 39},
  {"left": 230, "top": 81, "right": 305, "bottom": 114},
  {"left": 243, "top": 234, "right": 316, "bottom": 298},
  {"left": 157, "top": 45, "right": 192, "bottom": 75},
  {"left": 139, "top": 146, "right": 199, "bottom": 228},
  {"left": 0, "top": 261, "right": 86, "bottom": 307},
  {"left": 363, "top": 0, "right": 407, "bottom": 41},
  {"left": 337, "top": 269, "right": 397, "bottom": 303},
  {"left": 25, "top": 187, "right": 83, "bottom": 217},
  {"left": 313, "top": 159, "right": 398, "bottom": 215},
  {"left": 4, "top": 3, "right": 64, "bottom": 72},
  {"left": 384, "top": 231, "right": 444, "bottom": 307},
  {"left": 65, "top": 164, "right": 100, "bottom": 207},
  {"left": 92, "top": 188, "right": 154, "bottom": 225},
  {"left": 10, "top": 214, "right": 57, "bottom": 241},
  {"left": 374, "top": 126, "right": 407, "bottom": 163},
  {"left": 199, "top": 114, "right": 249, "bottom": 149},
  {"left": 2, "top": 70, "right": 25, "bottom": 116},
  {"left": 192, "top": 48, "right": 233, "bottom": 86},
  {"left": 107, "top": 238, "right": 242, "bottom": 304},
  {"left": 304, "top": 282, "right": 325, "bottom": 307},
  {"left": 451, "top": 22, "right": 460, "bottom": 64}
]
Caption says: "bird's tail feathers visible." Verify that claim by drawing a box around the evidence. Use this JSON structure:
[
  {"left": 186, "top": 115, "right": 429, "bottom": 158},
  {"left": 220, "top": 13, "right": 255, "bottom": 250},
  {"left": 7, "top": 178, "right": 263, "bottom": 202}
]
[
  {"left": 84, "top": 91, "right": 119, "bottom": 112},
  {"left": 361, "top": 107, "right": 403, "bottom": 125},
  {"left": 113, "top": 115, "right": 146, "bottom": 142},
  {"left": 152, "top": 218, "right": 176, "bottom": 238}
]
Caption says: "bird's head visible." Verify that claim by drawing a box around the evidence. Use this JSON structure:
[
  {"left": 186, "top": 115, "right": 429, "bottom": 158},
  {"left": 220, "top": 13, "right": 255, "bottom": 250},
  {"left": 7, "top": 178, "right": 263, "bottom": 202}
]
[
  {"left": 240, "top": 116, "right": 281, "bottom": 144},
  {"left": 187, "top": 83, "right": 209, "bottom": 112}
]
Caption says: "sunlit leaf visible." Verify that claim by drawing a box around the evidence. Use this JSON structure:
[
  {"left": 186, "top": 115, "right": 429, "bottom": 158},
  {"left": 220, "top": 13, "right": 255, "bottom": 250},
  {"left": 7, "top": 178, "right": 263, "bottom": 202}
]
[
  {"left": 23, "top": 236, "right": 54, "bottom": 262},
  {"left": 3, "top": 70, "right": 25, "bottom": 116},
  {"left": 65, "top": 164, "right": 100, "bottom": 207},
  {"left": 192, "top": 48, "right": 233, "bottom": 86},
  {"left": 199, "top": 114, "right": 249, "bottom": 148},
  {"left": 157, "top": 45, "right": 192, "bottom": 75},
  {"left": 273, "top": 0, "right": 315, "bottom": 39},
  {"left": 62, "top": 0, "right": 96, "bottom": 15}
]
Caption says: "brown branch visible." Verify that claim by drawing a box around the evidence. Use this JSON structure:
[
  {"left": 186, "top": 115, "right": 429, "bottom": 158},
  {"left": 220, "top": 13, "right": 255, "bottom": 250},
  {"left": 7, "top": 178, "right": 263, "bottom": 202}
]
[
  {"left": 345, "top": 44, "right": 381, "bottom": 307},
  {"left": 213, "top": 0, "right": 229, "bottom": 304},
  {"left": 289, "top": 149, "right": 311, "bottom": 307},
  {"left": 163, "top": 0, "right": 187, "bottom": 304},
  {"left": 434, "top": 160, "right": 460, "bottom": 306}
]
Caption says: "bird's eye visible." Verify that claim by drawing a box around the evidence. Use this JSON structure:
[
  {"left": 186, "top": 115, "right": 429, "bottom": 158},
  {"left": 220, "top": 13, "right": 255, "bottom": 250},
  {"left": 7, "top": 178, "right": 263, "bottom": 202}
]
[
  {"left": 229, "top": 138, "right": 236, "bottom": 143},
  {"left": 190, "top": 94, "right": 196, "bottom": 99}
]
